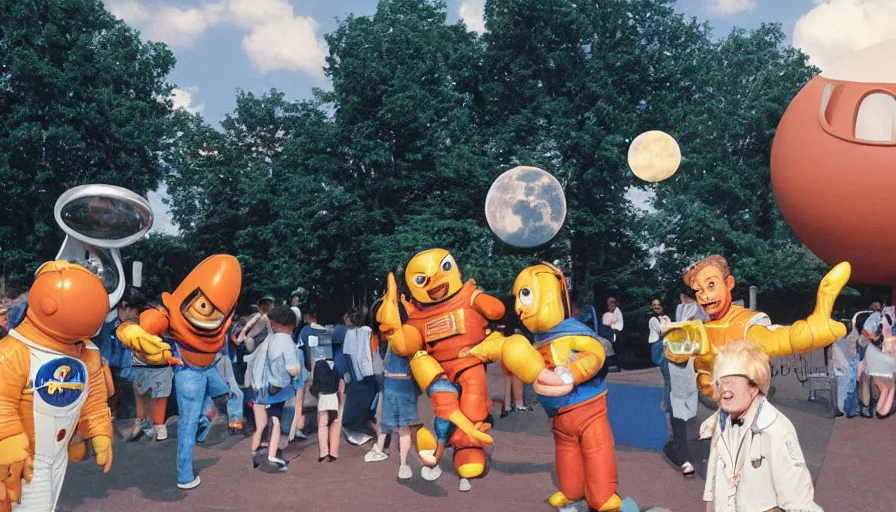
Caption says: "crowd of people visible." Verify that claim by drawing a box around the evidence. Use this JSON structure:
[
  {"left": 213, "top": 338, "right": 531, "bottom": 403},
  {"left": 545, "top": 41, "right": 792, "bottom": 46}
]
[
  {"left": 0, "top": 271, "right": 847, "bottom": 510},
  {"left": 830, "top": 301, "right": 896, "bottom": 419},
  {"left": 57, "top": 289, "right": 427, "bottom": 480}
]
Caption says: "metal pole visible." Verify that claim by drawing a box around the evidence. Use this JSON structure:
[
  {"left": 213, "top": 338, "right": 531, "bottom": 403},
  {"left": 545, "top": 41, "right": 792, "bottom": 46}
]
[{"left": 749, "top": 286, "right": 758, "bottom": 311}]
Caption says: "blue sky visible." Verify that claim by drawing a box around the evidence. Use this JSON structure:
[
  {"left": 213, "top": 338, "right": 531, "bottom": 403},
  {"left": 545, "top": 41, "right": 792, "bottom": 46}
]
[{"left": 106, "top": 0, "right": 893, "bottom": 232}]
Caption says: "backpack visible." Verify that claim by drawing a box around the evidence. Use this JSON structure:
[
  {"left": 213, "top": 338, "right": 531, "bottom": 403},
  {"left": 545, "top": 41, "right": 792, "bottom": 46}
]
[{"left": 248, "top": 334, "right": 292, "bottom": 401}]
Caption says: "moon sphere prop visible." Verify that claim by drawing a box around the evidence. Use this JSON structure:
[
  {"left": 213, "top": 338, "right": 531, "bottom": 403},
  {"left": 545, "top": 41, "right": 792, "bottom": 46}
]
[
  {"left": 627, "top": 130, "right": 682, "bottom": 182},
  {"left": 485, "top": 166, "right": 567, "bottom": 248}
]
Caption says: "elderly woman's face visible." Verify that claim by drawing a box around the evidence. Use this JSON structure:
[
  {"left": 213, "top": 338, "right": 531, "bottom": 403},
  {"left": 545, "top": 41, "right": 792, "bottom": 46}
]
[{"left": 716, "top": 375, "right": 759, "bottom": 417}]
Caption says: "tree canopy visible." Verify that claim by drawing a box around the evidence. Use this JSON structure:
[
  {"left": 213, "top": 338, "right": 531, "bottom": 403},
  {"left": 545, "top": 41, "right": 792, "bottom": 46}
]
[
  {"left": 0, "top": 0, "right": 174, "bottom": 283},
  {"left": 3, "top": 0, "right": 858, "bottom": 334}
]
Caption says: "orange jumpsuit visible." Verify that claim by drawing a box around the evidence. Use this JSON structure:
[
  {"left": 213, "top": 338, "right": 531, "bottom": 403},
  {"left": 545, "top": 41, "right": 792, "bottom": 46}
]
[
  {"left": 404, "top": 281, "right": 504, "bottom": 474},
  {"left": 530, "top": 319, "right": 618, "bottom": 510}
]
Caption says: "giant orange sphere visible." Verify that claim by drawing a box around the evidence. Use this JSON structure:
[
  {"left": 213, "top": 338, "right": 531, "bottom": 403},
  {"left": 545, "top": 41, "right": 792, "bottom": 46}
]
[{"left": 771, "top": 41, "right": 896, "bottom": 286}]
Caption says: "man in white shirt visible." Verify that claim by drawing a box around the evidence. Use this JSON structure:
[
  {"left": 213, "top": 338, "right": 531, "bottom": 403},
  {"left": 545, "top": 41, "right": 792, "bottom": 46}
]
[{"left": 603, "top": 296, "right": 626, "bottom": 363}]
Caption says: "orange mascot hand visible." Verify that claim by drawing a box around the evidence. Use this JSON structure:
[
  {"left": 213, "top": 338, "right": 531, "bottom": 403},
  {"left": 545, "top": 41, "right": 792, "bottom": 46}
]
[
  {"left": 376, "top": 273, "right": 402, "bottom": 331},
  {"left": 0, "top": 433, "right": 33, "bottom": 504},
  {"left": 116, "top": 323, "right": 179, "bottom": 366},
  {"left": 91, "top": 436, "right": 113, "bottom": 473}
]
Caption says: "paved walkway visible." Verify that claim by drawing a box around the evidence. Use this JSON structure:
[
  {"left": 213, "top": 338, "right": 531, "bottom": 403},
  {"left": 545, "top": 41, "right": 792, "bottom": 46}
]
[{"left": 56, "top": 365, "right": 894, "bottom": 511}]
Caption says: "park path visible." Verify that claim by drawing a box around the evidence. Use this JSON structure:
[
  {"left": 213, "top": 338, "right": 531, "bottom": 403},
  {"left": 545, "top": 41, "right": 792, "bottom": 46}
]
[{"left": 58, "top": 364, "right": 894, "bottom": 511}]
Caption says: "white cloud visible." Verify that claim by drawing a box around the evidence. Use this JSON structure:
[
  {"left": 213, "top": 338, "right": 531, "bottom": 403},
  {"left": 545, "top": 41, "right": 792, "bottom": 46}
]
[
  {"left": 710, "top": 0, "right": 757, "bottom": 16},
  {"left": 108, "top": 0, "right": 327, "bottom": 77},
  {"left": 459, "top": 0, "right": 486, "bottom": 34},
  {"left": 241, "top": 18, "right": 326, "bottom": 76},
  {"left": 171, "top": 87, "right": 205, "bottom": 115},
  {"left": 793, "top": 0, "right": 896, "bottom": 71},
  {"left": 152, "top": 7, "right": 210, "bottom": 46},
  {"left": 107, "top": 0, "right": 149, "bottom": 22}
]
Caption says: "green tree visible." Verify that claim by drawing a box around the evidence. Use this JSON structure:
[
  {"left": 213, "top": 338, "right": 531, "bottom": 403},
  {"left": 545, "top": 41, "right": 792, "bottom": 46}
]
[
  {"left": 644, "top": 23, "right": 824, "bottom": 321},
  {"left": 0, "top": 0, "right": 175, "bottom": 281}
]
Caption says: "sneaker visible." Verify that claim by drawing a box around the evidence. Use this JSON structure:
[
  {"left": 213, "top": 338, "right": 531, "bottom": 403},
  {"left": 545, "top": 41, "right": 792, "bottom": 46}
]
[
  {"left": 177, "top": 476, "right": 201, "bottom": 490},
  {"left": 228, "top": 420, "right": 246, "bottom": 435},
  {"left": 514, "top": 404, "right": 531, "bottom": 412},
  {"left": 398, "top": 464, "right": 413, "bottom": 480},
  {"left": 420, "top": 465, "right": 442, "bottom": 481},
  {"left": 196, "top": 416, "right": 211, "bottom": 443},
  {"left": 153, "top": 424, "right": 168, "bottom": 442},
  {"left": 344, "top": 430, "right": 373, "bottom": 446},
  {"left": 293, "top": 429, "right": 309, "bottom": 441},
  {"left": 364, "top": 446, "right": 388, "bottom": 462},
  {"left": 499, "top": 408, "right": 513, "bottom": 418},
  {"left": 266, "top": 456, "right": 288, "bottom": 472},
  {"left": 459, "top": 478, "right": 471, "bottom": 492}
]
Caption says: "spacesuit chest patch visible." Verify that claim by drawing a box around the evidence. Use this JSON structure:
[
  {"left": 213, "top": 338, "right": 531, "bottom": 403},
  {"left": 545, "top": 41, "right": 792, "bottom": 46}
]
[
  {"left": 423, "top": 309, "right": 466, "bottom": 343},
  {"left": 29, "top": 357, "right": 87, "bottom": 407}
]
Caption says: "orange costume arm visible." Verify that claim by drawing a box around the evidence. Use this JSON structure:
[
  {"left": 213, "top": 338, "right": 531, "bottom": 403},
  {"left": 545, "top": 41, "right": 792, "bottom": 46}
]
[
  {"left": 0, "top": 340, "right": 30, "bottom": 442},
  {"left": 138, "top": 308, "right": 171, "bottom": 336},
  {"left": 76, "top": 344, "right": 113, "bottom": 440},
  {"left": 564, "top": 335, "right": 606, "bottom": 386},
  {"left": 471, "top": 291, "right": 506, "bottom": 321}
]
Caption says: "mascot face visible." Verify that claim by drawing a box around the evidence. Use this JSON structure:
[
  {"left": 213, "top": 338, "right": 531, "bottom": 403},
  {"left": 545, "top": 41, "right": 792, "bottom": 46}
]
[
  {"left": 27, "top": 261, "right": 109, "bottom": 342},
  {"left": 404, "top": 249, "right": 463, "bottom": 304},
  {"left": 688, "top": 264, "right": 734, "bottom": 319},
  {"left": 162, "top": 255, "right": 242, "bottom": 353},
  {"left": 772, "top": 41, "right": 896, "bottom": 286},
  {"left": 513, "top": 263, "right": 569, "bottom": 333}
]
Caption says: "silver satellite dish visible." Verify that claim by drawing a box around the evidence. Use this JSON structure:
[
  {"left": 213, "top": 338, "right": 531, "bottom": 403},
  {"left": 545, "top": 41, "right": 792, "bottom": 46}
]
[{"left": 53, "top": 184, "right": 154, "bottom": 309}]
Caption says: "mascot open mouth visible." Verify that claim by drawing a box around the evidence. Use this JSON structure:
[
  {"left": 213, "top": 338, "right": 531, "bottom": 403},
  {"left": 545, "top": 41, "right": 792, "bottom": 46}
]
[{"left": 427, "top": 283, "right": 450, "bottom": 301}]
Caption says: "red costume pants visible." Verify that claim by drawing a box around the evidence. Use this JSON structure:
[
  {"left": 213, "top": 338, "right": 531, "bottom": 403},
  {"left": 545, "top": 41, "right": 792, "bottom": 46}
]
[
  {"left": 443, "top": 360, "right": 491, "bottom": 475},
  {"left": 552, "top": 394, "right": 618, "bottom": 509}
]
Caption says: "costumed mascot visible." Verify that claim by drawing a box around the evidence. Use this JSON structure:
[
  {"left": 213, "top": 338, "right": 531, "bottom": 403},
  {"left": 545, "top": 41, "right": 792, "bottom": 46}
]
[
  {"left": 663, "top": 254, "right": 851, "bottom": 396},
  {"left": 466, "top": 263, "right": 637, "bottom": 512},
  {"left": 377, "top": 248, "right": 504, "bottom": 491},
  {"left": 0, "top": 261, "right": 114, "bottom": 512},
  {"left": 116, "top": 255, "right": 241, "bottom": 489}
]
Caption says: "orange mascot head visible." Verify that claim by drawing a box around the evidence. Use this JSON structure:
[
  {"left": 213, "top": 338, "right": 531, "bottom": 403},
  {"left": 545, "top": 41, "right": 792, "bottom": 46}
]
[
  {"left": 161, "top": 255, "right": 242, "bottom": 353},
  {"left": 27, "top": 261, "right": 109, "bottom": 343}
]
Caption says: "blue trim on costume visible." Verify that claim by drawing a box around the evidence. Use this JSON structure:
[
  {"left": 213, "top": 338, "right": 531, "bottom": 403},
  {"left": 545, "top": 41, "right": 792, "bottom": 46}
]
[
  {"left": 34, "top": 356, "right": 86, "bottom": 407},
  {"left": 532, "top": 319, "right": 607, "bottom": 417}
]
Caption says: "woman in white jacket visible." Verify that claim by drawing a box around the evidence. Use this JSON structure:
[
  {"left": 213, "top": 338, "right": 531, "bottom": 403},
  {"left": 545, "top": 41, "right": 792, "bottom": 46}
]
[{"left": 701, "top": 340, "right": 822, "bottom": 512}]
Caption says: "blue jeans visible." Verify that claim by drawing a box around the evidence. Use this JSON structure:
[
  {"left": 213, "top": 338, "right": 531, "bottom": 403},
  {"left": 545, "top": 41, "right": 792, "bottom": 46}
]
[
  {"left": 175, "top": 364, "right": 229, "bottom": 484},
  {"left": 202, "top": 387, "right": 243, "bottom": 423},
  {"left": 201, "top": 356, "right": 244, "bottom": 422}
]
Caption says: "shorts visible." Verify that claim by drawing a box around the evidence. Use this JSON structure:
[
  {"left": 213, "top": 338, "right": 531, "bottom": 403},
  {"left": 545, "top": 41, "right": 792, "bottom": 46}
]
[
  {"left": 266, "top": 401, "right": 286, "bottom": 420},
  {"left": 131, "top": 366, "right": 174, "bottom": 398},
  {"left": 317, "top": 393, "right": 339, "bottom": 412},
  {"left": 382, "top": 377, "right": 418, "bottom": 434}
]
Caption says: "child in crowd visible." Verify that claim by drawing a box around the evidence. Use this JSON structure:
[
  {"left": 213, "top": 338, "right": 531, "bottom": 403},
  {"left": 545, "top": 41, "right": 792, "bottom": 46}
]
[
  {"left": 364, "top": 337, "right": 419, "bottom": 479},
  {"left": 249, "top": 306, "right": 303, "bottom": 472},
  {"left": 311, "top": 356, "right": 343, "bottom": 461}
]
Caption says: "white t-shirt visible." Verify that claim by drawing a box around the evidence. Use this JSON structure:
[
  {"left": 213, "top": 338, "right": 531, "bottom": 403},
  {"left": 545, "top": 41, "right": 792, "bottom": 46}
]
[
  {"left": 603, "top": 308, "right": 624, "bottom": 331},
  {"left": 648, "top": 315, "right": 671, "bottom": 344}
]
